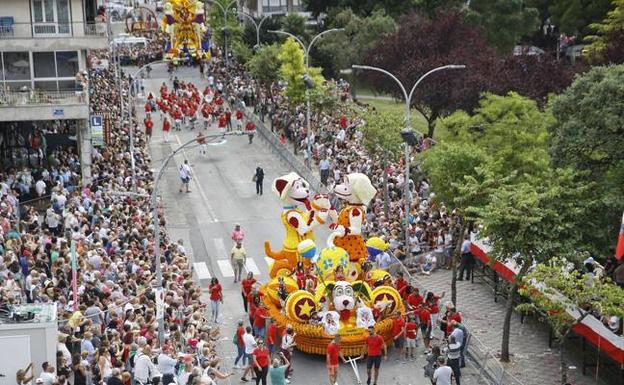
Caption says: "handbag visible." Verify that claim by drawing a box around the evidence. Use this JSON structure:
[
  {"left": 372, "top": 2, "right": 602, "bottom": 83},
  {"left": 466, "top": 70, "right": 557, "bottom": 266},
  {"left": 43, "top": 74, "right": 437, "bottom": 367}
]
[{"left": 252, "top": 175, "right": 257, "bottom": 182}]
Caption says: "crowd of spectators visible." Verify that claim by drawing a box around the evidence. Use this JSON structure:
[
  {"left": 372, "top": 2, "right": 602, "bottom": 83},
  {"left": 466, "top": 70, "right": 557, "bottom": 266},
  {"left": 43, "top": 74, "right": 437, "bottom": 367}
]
[{"left": 1, "top": 52, "right": 231, "bottom": 385}]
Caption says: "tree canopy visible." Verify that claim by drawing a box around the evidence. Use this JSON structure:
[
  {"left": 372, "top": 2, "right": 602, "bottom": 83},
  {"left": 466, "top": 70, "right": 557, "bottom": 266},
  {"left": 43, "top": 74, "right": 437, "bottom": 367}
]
[
  {"left": 464, "top": 0, "right": 540, "bottom": 53},
  {"left": 549, "top": 65, "right": 624, "bottom": 256},
  {"left": 246, "top": 43, "right": 282, "bottom": 93},
  {"left": 278, "top": 38, "right": 325, "bottom": 106},
  {"left": 585, "top": 0, "right": 624, "bottom": 64},
  {"left": 315, "top": 9, "right": 397, "bottom": 77}
]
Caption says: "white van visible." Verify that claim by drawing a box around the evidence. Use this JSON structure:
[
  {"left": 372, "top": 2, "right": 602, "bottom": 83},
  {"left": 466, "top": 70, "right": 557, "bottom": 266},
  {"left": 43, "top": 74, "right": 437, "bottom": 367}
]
[{"left": 113, "top": 34, "right": 149, "bottom": 48}]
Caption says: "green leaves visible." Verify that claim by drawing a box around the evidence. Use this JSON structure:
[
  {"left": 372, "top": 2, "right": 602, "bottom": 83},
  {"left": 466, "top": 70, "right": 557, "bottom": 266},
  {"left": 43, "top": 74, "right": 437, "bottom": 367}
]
[
  {"left": 277, "top": 38, "right": 325, "bottom": 106},
  {"left": 549, "top": 65, "right": 624, "bottom": 255},
  {"left": 247, "top": 43, "right": 281, "bottom": 89},
  {"left": 359, "top": 110, "right": 405, "bottom": 160}
]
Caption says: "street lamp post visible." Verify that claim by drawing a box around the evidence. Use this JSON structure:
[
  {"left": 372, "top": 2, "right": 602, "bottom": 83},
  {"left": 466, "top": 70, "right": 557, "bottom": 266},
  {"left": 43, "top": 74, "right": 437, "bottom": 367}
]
[
  {"left": 351, "top": 64, "right": 465, "bottom": 256},
  {"left": 124, "top": 60, "right": 166, "bottom": 193},
  {"left": 116, "top": 132, "right": 235, "bottom": 345},
  {"left": 375, "top": 144, "right": 391, "bottom": 219},
  {"left": 205, "top": 0, "right": 239, "bottom": 66},
  {"left": 236, "top": 11, "right": 270, "bottom": 49},
  {"left": 268, "top": 28, "right": 344, "bottom": 167}
]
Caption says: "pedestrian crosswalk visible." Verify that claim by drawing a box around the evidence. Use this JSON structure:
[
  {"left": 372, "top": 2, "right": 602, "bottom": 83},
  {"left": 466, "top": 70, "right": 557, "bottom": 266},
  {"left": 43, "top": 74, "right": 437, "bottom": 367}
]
[{"left": 195, "top": 237, "right": 276, "bottom": 279}]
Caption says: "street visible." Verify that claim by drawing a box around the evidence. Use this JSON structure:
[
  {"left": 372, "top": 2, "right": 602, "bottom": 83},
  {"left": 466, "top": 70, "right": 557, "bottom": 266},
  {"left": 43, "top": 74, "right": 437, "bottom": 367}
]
[{"left": 141, "top": 65, "right": 461, "bottom": 385}]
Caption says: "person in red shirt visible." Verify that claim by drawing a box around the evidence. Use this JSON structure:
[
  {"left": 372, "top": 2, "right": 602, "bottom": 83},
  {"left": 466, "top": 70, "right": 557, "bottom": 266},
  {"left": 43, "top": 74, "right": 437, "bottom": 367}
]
[
  {"left": 253, "top": 305, "right": 269, "bottom": 339},
  {"left": 241, "top": 272, "right": 256, "bottom": 313},
  {"left": 404, "top": 315, "right": 418, "bottom": 359},
  {"left": 245, "top": 121, "right": 256, "bottom": 144},
  {"left": 162, "top": 118, "right": 171, "bottom": 143},
  {"left": 218, "top": 114, "right": 227, "bottom": 134},
  {"left": 394, "top": 272, "right": 408, "bottom": 299},
  {"left": 339, "top": 114, "right": 347, "bottom": 129},
  {"left": 144, "top": 101, "right": 152, "bottom": 118},
  {"left": 234, "top": 320, "right": 247, "bottom": 369},
  {"left": 406, "top": 286, "right": 423, "bottom": 311},
  {"left": 326, "top": 335, "right": 346, "bottom": 385},
  {"left": 359, "top": 327, "right": 386, "bottom": 385},
  {"left": 445, "top": 306, "right": 462, "bottom": 336},
  {"left": 252, "top": 339, "right": 270, "bottom": 385},
  {"left": 418, "top": 305, "right": 432, "bottom": 350},
  {"left": 391, "top": 312, "right": 406, "bottom": 359},
  {"left": 225, "top": 108, "right": 232, "bottom": 131},
  {"left": 425, "top": 291, "right": 444, "bottom": 337},
  {"left": 266, "top": 321, "right": 278, "bottom": 354},
  {"left": 208, "top": 277, "right": 222, "bottom": 323},
  {"left": 143, "top": 117, "right": 153, "bottom": 141}
]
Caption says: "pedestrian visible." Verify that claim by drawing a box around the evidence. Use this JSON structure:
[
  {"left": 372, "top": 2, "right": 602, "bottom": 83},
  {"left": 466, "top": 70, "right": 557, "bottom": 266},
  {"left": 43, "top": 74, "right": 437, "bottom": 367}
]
[
  {"left": 254, "top": 166, "right": 264, "bottom": 195},
  {"left": 280, "top": 325, "right": 296, "bottom": 381},
  {"left": 268, "top": 353, "right": 290, "bottom": 385},
  {"left": 319, "top": 157, "right": 330, "bottom": 186},
  {"left": 359, "top": 326, "right": 386, "bottom": 385},
  {"left": 253, "top": 303, "right": 269, "bottom": 340},
  {"left": 236, "top": 109, "right": 244, "bottom": 131},
  {"left": 162, "top": 117, "right": 170, "bottom": 143},
  {"left": 231, "top": 223, "right": 245, "bottom": 244},
  {"left": 326, "top": 335, "right": 346, "bottom": 385},
  {"left": 405, "top": 314, "right": 418, "bottom": 359},
  {"left": 230, "top": 242, "right": 246, "bottom": 283},
  {"left": 446, "top": 335, "right": 462, "bottom": 385},
  {"left": 178, "top": 160, "right": 191, "bottom": 193},
  {"left": 196, "top": 132, "right": 207, "bottom": 157},
  {"left": 241, "top": 326, "right": 257, "bottom": 382},
  {"left": 423, "top": 346, "right": 441, "bottom": 379},
  {"left": 225, "top": 108, "right": 232, "bottom": 131},
  {"left": 390, "top": 312, "right": 406, "bottom": 361},
  {"left": 266, "top": 319, "right": 278, "bottom": 355},
  {"left": 208, "top": 277, "right": 223, "bottom": 323},
  {"left": 432, "top": 356, "right": 454, "bottom": 385},
  {"left": 241, "top": 272, "right": 256, "bottom": 313},
  {"left": 450, "top": 320, "right": 468, "bottom": 367},
  {"left": 157, "top": 345, "right": 176, "bottom": 385},
  {"left": 419, "top": 305, "right": 432, "bottom": 352},
  {"left": 233, "top": 320, "right": 247, "bottom": 369},
  {"left": 458, "top": 236, "right": 474, "bottom": 281},
  {"left": 144, "top": 117, "right": 153, "bottom": 141},
  {"left": 252, "top": 339, "right": 270, "bottom": 385},
  {"left": 245, "top": 120, "right": 256, "bottom": 144}
]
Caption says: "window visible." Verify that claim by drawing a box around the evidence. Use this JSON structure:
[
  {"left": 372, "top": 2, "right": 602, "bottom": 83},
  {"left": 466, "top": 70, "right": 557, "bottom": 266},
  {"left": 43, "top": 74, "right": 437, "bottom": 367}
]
[
  {"left": 33, "top": 52, "right": 56, "bottom": 78},
  {"left": 56, "top": 51, "right": 78, "bottom": 77},
  {"left": 31, "top": 0, "right": 71, "bottom": 35},
  {"left": 3, "top": 52, "right": 31, "bottom": 81}
]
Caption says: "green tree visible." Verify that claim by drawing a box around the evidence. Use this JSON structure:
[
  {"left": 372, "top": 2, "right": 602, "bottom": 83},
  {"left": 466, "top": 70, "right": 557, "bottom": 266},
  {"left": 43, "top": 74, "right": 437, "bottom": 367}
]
[
  {"left": 464, "top": 0, "right": 540, "bottom": 52},
  {"left": 518, "top": 259, "right": 624, "bottom": 384},
  {"left": 585, "top": 0, "right": 624, "bottom": 64},
  {"left": 546, "top": 0, "right": 613, "bottom": 35},
  {"left": 464, "top": 168, "right": 595, "bottom": 362},
  {"left": 315, "top": 9, "right": 396, "bottom": 77},
  {"left": 277, "top": 38, "right": 325, "bottom": 106},
  {"left": 549, "top": 65, "right": 624, "bottom": 256},
  {"left": 208, "top": 0, "right": 242, "bottom": 49},
  {"left": 231, "top": 40, "right": 252, "bottom": 64},
  {"left": 303, "top": 0, "right": 420, "bottom": 17},
  {"left": 280, "top": 13, "right": 308, "bottom": 39},
  {"left": 359, "top": 110, "right": 404, "bottom": 159},
  {"left": 246, "top": 43, "right": 281, "bottom": 98}
]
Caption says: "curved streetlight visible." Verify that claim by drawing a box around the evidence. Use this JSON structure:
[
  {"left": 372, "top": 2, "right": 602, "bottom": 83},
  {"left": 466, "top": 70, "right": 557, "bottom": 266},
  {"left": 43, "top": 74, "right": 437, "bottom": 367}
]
[
  {"left": 205, "top": 0, "right": 239, "bottom": 66},
  {"left": 236, "top": 10, "right": 271, "bottom": 49},
  {"left": 351, "top": 63, "right": 466, "bottom": 255},
  {"left": 268, "top": 28, "right": 344, "bottom": 167}
]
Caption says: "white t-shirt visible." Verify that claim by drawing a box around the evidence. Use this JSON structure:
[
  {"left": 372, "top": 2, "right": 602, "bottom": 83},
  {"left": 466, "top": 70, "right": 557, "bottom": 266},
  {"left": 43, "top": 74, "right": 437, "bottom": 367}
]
[
  {"left": 432, "top": 365, "right": 453, "bottom": 385},
  {"left": 179, "top": 164, "right": 191, "bottom": 179},
  {"left": 243, "top": 333, "right": 256, "bottom": 354}
]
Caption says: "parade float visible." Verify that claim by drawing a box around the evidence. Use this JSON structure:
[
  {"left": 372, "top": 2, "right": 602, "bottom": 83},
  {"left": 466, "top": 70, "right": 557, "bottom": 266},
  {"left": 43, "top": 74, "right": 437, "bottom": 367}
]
[
  {"left": 161, "top": 0, "right": 211, "bottom": 62},
  {"left": 261, "top": 172, "right": 405, "bottom": 355}
]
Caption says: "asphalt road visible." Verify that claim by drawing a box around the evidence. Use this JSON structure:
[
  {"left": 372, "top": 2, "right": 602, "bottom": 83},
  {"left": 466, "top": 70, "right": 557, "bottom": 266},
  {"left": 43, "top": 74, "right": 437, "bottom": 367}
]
[{"left": 137, "top": 64, "right": 454, "bottom": 385}]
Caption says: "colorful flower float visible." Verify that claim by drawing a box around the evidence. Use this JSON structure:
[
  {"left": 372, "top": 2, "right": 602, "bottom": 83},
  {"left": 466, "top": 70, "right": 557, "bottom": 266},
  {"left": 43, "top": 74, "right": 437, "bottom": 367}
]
[
  {"left": 261, "top": 173, "right": 405, "bottom": 355},
  {"left": 161, "top": 0, "right": 211, "bottom": 62}
]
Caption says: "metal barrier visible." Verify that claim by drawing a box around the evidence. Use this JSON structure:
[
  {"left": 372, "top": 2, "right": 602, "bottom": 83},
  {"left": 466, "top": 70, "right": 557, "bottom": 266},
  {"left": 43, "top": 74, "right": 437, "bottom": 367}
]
[
  {"left": 242, "top": 107, "right": 324, "bottom": 193},
  {"left": 0, "top": 90, "right": 87, "bottom": 106}
]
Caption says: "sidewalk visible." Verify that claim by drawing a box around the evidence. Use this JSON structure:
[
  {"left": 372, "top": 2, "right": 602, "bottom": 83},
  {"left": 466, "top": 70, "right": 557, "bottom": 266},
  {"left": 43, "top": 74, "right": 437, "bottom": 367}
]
[{"left": 419, "top": 269, "right": 615, "bottom": 385}]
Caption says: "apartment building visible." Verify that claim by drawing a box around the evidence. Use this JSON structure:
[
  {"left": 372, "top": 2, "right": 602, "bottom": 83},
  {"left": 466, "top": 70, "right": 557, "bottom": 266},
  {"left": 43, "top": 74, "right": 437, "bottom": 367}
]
[{"left": 0, "top": 0, "right": 108, "bottom": 182}]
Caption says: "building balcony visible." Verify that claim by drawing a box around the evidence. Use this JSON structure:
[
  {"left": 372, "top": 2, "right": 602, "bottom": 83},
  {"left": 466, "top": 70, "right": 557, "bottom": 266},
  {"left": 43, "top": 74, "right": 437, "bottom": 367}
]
[
  {"left": 0, "top": 90, "right": 89, "bottom": 121},
  {"left": 261, "top": 4, "right": 306, "bottom": 14},
  {"left": 0, "top": 20, "right": 108, "bottom": 51}
]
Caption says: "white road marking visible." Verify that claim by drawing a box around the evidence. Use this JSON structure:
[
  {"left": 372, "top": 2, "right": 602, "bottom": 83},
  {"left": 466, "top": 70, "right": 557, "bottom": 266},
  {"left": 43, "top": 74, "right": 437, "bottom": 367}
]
[
  {"left": 175, "top": 134, "right": 218, "bottom": 223},
  {"left": 193, "top": 262, "right": 212, "bottom": 280},
  {"left": 245, "top": 259, "right": 261, "bottom": 275},
  {"left": 264, "top": 257, "right": 273, "bottom": 266},
  {"left": 216, "top": 260, "right": 235, "bottom": 277},
  {"left": 214, "top": 237, "right": 228, "bottom": 259}
]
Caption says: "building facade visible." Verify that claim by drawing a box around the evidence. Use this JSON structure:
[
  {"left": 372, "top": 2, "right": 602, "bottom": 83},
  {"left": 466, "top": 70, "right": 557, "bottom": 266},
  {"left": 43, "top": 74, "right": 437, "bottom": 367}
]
[{"left": 0, "top": 0, "right": 107, "bottom": 183}]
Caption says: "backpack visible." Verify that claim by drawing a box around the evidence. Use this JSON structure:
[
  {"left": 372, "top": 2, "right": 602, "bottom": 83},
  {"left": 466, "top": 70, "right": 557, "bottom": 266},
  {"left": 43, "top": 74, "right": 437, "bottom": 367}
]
[{"left": 232, "top": 330, "right": 238, "bottom": 345}]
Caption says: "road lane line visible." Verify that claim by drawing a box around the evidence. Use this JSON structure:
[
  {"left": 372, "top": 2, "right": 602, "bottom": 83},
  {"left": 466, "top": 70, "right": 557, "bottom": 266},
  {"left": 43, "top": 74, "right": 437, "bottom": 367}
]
[
  {"left": 214, "top": 237, "right": 228, "bottom": 259},
  {"left": 216, "top": 260, "right": 235, "bottom": 277},
  {"left": 245, "top": 259, "right": 261, "bottom": 275},
  {"left": 193, "top": 262, "right": 212, "bottom": 280}
]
